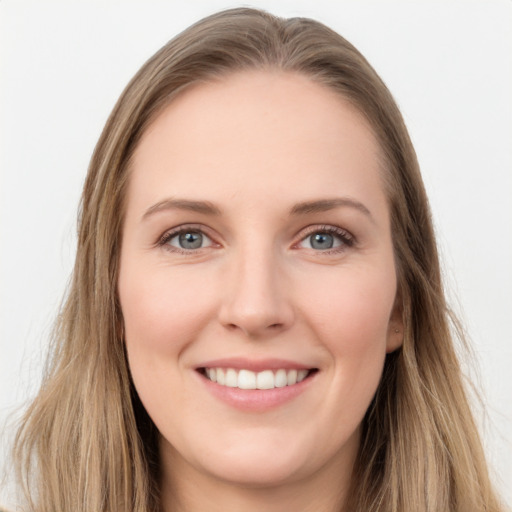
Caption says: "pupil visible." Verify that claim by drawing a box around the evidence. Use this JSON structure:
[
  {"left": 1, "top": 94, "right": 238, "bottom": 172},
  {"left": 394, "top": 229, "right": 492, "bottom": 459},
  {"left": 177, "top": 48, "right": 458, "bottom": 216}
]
[
  {"left": 179, "top": 232, "right": 203, "bottom": 249},
  {"left": 311, "top": 233, "right": 334, "bottom": 250}
]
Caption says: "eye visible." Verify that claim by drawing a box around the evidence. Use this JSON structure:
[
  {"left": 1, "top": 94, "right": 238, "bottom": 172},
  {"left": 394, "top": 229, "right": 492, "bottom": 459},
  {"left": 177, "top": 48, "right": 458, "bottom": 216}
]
[
  {"left": 297, "top": 226, "right": 354, "bottom": 252},
  {"left": 160, "top": 228, "right": 213, "bottom": 251}
]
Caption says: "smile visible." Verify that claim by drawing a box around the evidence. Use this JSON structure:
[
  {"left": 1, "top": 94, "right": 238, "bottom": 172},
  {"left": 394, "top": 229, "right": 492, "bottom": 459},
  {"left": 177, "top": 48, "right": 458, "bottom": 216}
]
[{"left": 201, "top": 367, "right": 314, "bottom": 390}]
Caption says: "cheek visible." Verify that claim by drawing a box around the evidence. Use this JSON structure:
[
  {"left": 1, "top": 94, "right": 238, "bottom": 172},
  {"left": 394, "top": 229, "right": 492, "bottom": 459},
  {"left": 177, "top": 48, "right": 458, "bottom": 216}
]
[
  {"left": 298, "top": 264, "right": 396, "bottom": 411},
  {"left": 119, "top": 266, "right": 217, "bottom": 426},
  {"left": 119, "top": 265, "right": 217, "bottom": 356},
  {"left": 301, "top": 265, "right": 396, "bottom": 351}
]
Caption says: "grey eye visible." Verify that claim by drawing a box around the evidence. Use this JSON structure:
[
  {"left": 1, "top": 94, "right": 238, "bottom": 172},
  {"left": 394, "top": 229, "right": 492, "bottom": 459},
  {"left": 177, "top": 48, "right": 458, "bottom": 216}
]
[
  {"left": 179, "top": 232, "right": 203, "bottom": 249},
  {"left": 298, "top": 230, "right": 347, "bottom": 251},
  {"left": 168, "top": 231, "right": 211, "bottom": 250},
  {"left": 309, "top": 233, "right": 334, "bottom": 250}
]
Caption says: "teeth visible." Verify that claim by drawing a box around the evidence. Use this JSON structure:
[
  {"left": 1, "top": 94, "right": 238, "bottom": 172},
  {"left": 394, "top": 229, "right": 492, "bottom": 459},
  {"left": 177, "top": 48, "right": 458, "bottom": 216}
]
[
  {"left": 225, "top": 368, "right": 238, "bottom": 387},
  {"left": 297, "top": 369, "right": 308, "bottom": 382},
  {"left": 257, "top": 370, "right": 274, "bottom": 390},
  {"left": 238, "top": 369, "right": 256, "bottom": 389},
  {"left": 287, "top": 369, "right": 297, "bottom": 385},
  {"left": 275, "top": 369, "right": 287, "bottom": 388},
  {"left": 203, "top": 367, "right": 312, "bottom": 389}
]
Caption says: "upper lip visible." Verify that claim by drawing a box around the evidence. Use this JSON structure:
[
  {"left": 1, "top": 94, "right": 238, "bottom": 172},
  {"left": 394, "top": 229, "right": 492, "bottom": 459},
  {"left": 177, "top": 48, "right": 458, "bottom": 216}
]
[{"left": 196, "top": 357, "right": 316, "bottom": 373}]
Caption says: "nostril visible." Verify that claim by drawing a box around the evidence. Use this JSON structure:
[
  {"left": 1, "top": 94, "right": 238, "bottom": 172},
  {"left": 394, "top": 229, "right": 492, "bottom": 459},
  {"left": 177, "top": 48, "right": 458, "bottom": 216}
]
[{"left": 222, "top": 320, "right": 286, "bottom": 336}]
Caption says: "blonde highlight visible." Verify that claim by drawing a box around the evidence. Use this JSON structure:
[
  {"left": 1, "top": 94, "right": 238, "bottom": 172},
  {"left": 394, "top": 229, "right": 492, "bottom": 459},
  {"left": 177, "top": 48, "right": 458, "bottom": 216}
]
[{"left": 12, "top": 7, "right": 504, "bottom": 511}]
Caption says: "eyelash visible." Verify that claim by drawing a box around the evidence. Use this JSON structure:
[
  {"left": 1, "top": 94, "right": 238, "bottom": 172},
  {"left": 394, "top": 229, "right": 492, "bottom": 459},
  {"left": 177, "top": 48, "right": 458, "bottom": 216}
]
[
  {"left": 157, "top": 224, "right": 215, "bottom": 254},
  {"left": 156, "top": 224, "right": 355, "bottom": 254},
  {"left": 295, "top": 224, "right": 355, "bottom": 254}
]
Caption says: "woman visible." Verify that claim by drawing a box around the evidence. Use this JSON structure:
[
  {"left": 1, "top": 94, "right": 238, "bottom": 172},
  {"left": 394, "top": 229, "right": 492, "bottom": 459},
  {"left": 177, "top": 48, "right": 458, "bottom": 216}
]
[{"left": 11, "top": 7, "right": 505, "bottom": 512}]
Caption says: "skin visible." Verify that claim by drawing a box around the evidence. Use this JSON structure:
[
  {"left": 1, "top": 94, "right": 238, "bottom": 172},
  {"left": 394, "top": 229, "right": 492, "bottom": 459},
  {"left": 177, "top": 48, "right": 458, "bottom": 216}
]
[{"left": 118, "top": 71, "right": 403, "bottom": 512}]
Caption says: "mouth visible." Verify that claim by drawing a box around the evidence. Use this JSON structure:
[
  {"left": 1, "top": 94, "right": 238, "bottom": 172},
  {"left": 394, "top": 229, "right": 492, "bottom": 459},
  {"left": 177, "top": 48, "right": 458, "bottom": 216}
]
[{"left": 197, "top": 367, "right": 318, "bottom": 390}]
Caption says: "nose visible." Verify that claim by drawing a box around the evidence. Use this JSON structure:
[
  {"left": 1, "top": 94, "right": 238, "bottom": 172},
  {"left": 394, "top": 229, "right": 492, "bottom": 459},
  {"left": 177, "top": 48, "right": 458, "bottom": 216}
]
[{"left": 218, "top": 247, "right": 295, "bottom": 338}]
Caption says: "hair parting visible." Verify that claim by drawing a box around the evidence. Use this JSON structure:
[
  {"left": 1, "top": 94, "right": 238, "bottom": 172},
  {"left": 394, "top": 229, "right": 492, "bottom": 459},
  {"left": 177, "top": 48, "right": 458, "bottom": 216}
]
[{"left": 12, "top": 7, "right": 504, "bottom": 512}]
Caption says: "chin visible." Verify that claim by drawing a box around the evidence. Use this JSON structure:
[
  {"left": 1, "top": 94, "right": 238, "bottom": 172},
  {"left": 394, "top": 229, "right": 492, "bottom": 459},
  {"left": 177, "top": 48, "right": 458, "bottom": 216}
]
[
  {"left": 196, "top": 431, "right": 331, "bottom": 488},
  {"left": 205, "top": 455, "right": 308, "bottom": 488}
]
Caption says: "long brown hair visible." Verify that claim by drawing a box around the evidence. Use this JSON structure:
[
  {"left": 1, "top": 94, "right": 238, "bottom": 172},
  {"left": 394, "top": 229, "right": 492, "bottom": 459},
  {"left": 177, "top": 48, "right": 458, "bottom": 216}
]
[{"left": 13, "top": 7, "right": 504, "bottom": 511}]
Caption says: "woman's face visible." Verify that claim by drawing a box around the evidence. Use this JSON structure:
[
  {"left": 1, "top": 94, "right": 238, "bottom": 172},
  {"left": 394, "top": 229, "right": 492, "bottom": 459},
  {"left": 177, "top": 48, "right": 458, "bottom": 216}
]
[{"left": 119, "top": 71, "right": 402, "bottom": 489}]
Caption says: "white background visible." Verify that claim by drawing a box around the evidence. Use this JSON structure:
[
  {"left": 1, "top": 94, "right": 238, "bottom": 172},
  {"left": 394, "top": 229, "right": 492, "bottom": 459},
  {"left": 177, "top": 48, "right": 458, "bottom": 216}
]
[{"left": 1, "top": 1, "right": 511, "bottom": 508}]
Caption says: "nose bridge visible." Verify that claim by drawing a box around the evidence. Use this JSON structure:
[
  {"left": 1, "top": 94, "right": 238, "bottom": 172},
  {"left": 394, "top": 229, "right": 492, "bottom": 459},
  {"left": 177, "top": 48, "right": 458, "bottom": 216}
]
[{"left": 219, "top": 237, "right": 293, "bottom": 337}]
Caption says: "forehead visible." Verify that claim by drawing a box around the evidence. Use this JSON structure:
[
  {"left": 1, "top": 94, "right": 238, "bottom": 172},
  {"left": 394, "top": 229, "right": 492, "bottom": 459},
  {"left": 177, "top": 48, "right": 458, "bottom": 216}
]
[{"left": 128, "top": 70, "right": 387, "bottom": 218}]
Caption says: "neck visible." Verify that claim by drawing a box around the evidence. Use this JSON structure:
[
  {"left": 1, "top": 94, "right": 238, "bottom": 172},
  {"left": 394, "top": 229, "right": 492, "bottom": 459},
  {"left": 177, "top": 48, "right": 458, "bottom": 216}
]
[{"left": 159, "top": 440, "right": 356, "bottom": 512}]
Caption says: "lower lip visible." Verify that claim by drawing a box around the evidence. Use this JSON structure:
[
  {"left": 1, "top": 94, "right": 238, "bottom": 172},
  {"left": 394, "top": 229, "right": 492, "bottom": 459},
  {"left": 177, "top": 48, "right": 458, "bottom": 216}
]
[{"left": 197, "top": 371, "right": 316, "bottom": 412}]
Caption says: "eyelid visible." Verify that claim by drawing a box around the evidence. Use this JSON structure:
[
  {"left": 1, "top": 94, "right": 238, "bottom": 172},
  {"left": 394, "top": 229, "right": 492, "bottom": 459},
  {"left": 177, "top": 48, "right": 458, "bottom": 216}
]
[
  {"left": 157, "top": 224, "right": 220, "bottom": 253},
  {"left": 155, "top": 223, "right": 355, "bottom": 254},
  {"left": 293, "top": 224, "right": 356, "bottom": 251}
]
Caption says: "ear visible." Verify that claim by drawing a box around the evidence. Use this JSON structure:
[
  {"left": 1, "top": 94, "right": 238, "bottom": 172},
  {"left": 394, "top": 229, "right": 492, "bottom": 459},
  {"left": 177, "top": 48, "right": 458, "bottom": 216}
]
[{"left": 386, "top": 293, "right": 404, "bottom": 353}]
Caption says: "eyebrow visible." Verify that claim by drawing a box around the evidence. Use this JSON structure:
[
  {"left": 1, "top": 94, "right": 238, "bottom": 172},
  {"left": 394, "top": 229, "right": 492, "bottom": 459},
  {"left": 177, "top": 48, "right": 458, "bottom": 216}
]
[
  {"left": 290, "top": 197, "right": 374, "bottom": 220},
  {"left": 142, "top": 196, "right": 373, "bottom": 222},
  {"left": 142, "top": 198, "right": 222, "bottom": 220}
]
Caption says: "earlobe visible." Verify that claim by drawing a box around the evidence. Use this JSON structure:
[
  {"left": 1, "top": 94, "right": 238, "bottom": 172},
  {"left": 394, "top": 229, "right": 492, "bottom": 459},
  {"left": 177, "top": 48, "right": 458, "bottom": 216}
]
[
  {"left": 386, "top": 323, "right": 404, "bottom": 353},
  {"left": 386, "top": 294, "right": 404, "bottom": 353}
]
